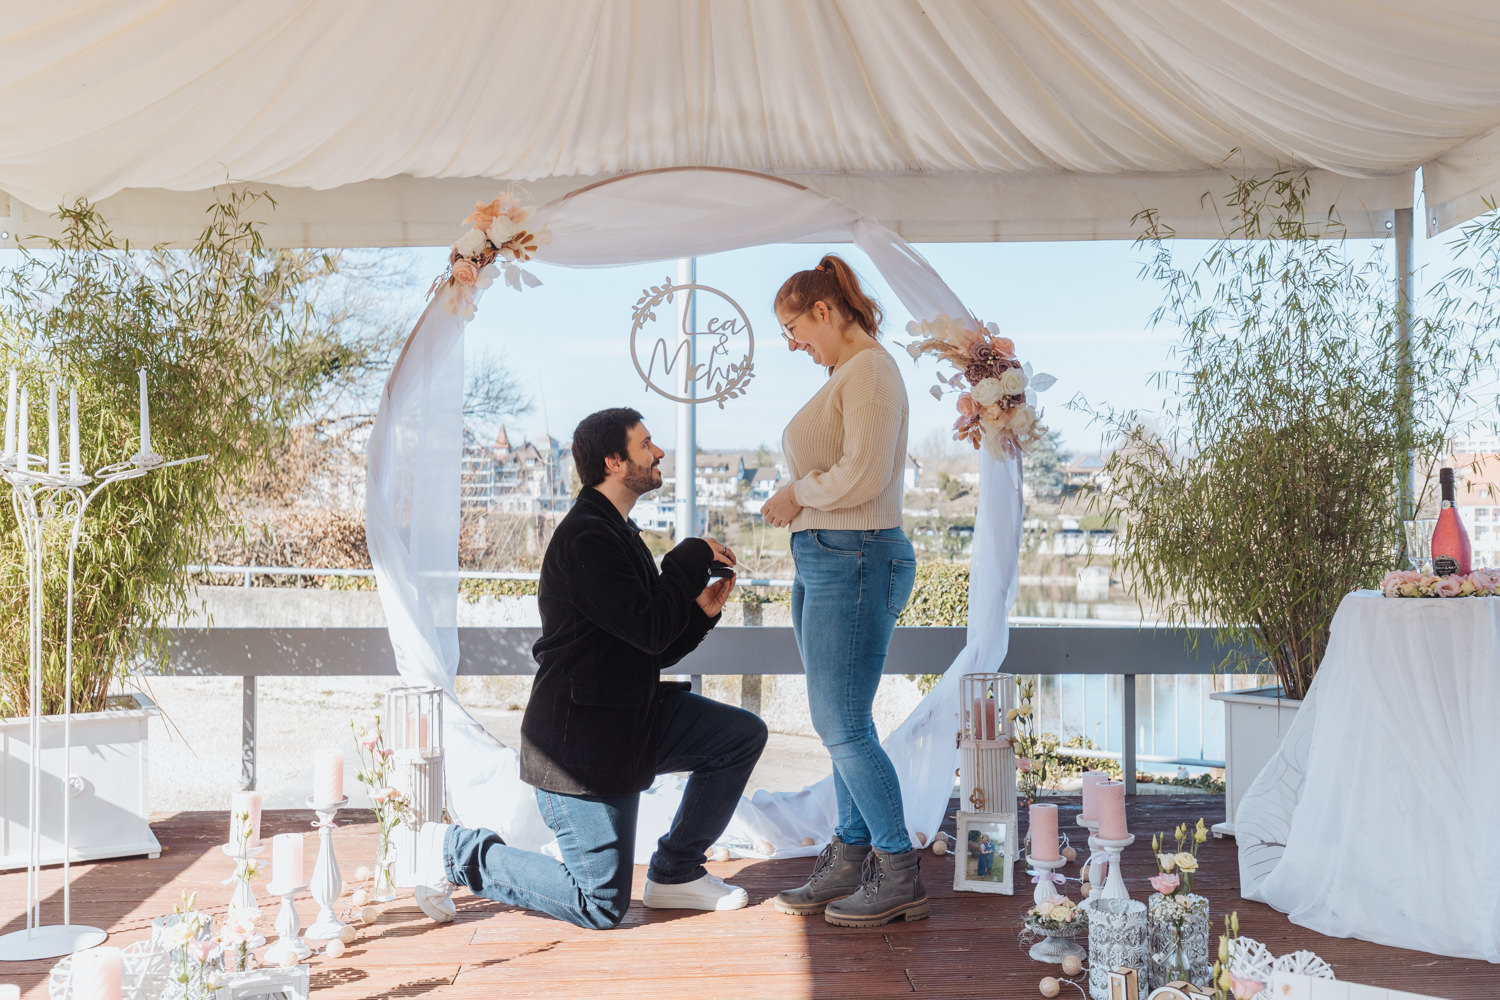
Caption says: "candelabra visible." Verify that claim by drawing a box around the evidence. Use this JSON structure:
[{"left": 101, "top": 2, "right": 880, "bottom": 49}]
[
  {"left": 1096, "top": 834, "right": 1135, "bottom": 901},
  {"left": 1027, "top": 854, "right": 1066, "bottom": 906},
  {"left": 0, "top": 376, "right": 208, "bottom": 962},
  {"left": 306, "top": 796, "right": 350, "bottom": 940},
  {"left": 1076, "top": 816, "right": 1106, "bottom": 901}
]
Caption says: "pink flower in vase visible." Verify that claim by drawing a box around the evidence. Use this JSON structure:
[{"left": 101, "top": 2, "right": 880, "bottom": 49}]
[
  {"left": 1149, "top": 872, "right": 1180, "bottom": 895},
  {"left": 1017, "top": 758, "right": 1035, "bottom": 772},
  {"left": 187, "top": 939, "right": 214, "bottom": 964},
  {"left": 360, "top": 734, "right": 379, "bottom": 750}
]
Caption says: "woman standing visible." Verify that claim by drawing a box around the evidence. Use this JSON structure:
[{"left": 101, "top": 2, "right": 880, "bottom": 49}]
[{"left": 761, "top": 255, "right": 924, "bottom": 928}]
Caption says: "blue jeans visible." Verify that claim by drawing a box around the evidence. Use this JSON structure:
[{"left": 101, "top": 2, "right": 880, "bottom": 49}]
[
  {"left": 443, "top": 690, "right": 766, "bottom": 929},
  {"left": 790, "top": 527, "right": 917, "bottom": 855}
]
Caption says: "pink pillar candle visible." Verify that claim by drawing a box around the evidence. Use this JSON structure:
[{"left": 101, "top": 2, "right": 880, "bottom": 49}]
[
  {"left": 1029, "top": 802, "right": 1060, "bottom": 861},
  {"left": 407, "top": 713, "right": 430, "bottom": 749},
  {"left": 1079, "top": 770, "right": 1108, "bottom": 822},
  {"left": 272, "top": 832, "right": 304, "bottom": 888},
  {"left": 982, "top": 699, "right": 997, "bottom": 740},
  {"left": 313, "top": 749, "right": 344, "bottom": 805},
  {"left": 1095, "top": 780, "right": 1129, "bottom": 840},
  {"left": 230, "top": 790, "right": 263, "bottom": 848},
  {"left": 72, "top": 946, "right": 123, "bottom": 1000}
]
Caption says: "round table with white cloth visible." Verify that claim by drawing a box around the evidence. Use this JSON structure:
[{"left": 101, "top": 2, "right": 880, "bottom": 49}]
[{"left": 1237, "top": 589, "right": 1500, "bottom": 961}]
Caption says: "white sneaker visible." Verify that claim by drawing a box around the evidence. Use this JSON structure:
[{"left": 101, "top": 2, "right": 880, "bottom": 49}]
[
  {"left": 641, "top": 873, "right": 749, "bottom": 911},
  {"left": 399, "top": 821, "right": 457, "bottom": 923}
]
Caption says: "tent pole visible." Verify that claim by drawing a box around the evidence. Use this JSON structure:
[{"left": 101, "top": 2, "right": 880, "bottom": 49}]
[
  {"left": 1394, "top": 207, "right": 1415, "bottom": 518},
  {"left": 675, "top": 257, "right": 698, "bottom": 543}
]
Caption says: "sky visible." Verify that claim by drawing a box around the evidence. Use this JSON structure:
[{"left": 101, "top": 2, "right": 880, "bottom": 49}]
[{"left": 444, "top": 231, "right": 1456, "bottom": 462}]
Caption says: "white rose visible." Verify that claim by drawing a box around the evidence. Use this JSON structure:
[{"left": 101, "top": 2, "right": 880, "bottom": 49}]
[
  {"left": 452, "top": 228, "right": 486, "bottom": 258},
  {"left": 997, "top": 368, "right": 1028, "bottom": 395},
  {"left": 487, "top": 217, "right": 521, "bottom": 245},
  {"left": 971, "top": 378, "right": 1004, "bottom": 406},
  {"left": 1009, "top": 406, "right": 1036, "bottom": 434}
]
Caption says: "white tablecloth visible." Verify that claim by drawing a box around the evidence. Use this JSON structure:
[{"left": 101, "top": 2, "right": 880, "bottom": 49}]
[{"left": 1237, "top": 590, "right": 1500, "bottom": 961}]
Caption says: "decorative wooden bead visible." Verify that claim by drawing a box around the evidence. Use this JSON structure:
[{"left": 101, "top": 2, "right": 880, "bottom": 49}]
[
  {"left": 1039, "top": 976, "right": 1060, "bottom": 997},
  {"left": 1061, "top": 954, "right": 1083, "bottom": 976},
  {"left": 800, "top": 837, "right": 815, "bottom": 847},
  {"left": 337, "top": 925, "right": 358, "bottom": 944},
  {"left": 915, "top": 831, "right": 927, "bottom": 846},
  {"left": 710, "top": 846, "right": 731, "bottom": 862},
  {"left": 326, "top": 939, "right": 345, "bottom": 959},
  {"left": 932, "top": 839, "right": 947, "bottom": 856},
  {"left": 361, "top": 906, "right": 379, "bottom": 925},
  {"left": 351, "top": 888, "right": 369, "bottom": 907},
  {"left": 1079, "top": 881, "right": 1092, "bottom": 898},
  {"left": 754, "top": 840, "right": 775, "bottom": 856},
  {"left": 1061, "top": 846, "right": 1077, "bottom": 862},
  {"left": 353, "top": 865, "right": 371, "bottom": 882}
]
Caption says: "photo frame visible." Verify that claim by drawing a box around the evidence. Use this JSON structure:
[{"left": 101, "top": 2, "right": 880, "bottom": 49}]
[
  {"left": 953, "top": 810, "right": 1017, "bottom": 895},
  {"left": 213, "top": 965, "right": 310, "bottom": 1000}
]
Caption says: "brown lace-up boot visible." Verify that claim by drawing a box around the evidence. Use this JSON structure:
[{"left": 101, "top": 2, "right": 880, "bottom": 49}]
[
  {"left": 822, "top": 847, "right": 929, "bottom": 927},
  {"left": 773, "top": 837, "right": 873, "bottom": 915}
]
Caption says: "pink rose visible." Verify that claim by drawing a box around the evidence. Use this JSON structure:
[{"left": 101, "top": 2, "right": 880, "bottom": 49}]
[
  {"left": 1017, "top": 758, "right": 1035, "bottom": 772},
  {"left": 1380, "top": 573, "right": 1402, "bottom": 598},
  {"left": 1434, "top": 575, "right": 1464, "bottom": 597},
  {"left": 360, "top": 735, "right": 379, "bottom": 750},
  {"left": 992, "top": 337, "right": 1015, "bottom": 356},
  {"left": 1149, "top": 872, "right": 1180, "bottom": 894},
  {"left": 187, "top": 939, "right": 214, "bottom": 963},
  {"left": 451, "top": 258, "right": 480, "bottom": 286},
  {"left": 956, "top": 393, "right": 981, "bottom": 419},
  {"left": 1229, "top": 975, "right": 1266, "bottom": 999}
]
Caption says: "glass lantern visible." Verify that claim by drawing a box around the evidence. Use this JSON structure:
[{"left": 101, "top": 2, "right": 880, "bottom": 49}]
[
  {"left": 958, "top": 672, "right": 1015, "bottom": 813},
  {"left": 384, "top": 685, "right": 444, "bottom": 756}
]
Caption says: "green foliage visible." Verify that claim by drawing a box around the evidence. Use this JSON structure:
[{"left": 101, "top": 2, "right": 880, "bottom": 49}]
[
  {"left": 898, "top": 560, "right": 969, "bottom": 627},
  {"left": 1023, "top": 429, "right": 1068, "bottom": 497},
  {"left": 0, "top": 194, "right": 350, "bottom": 714},
  {"left": 1094, "top": 169, "right": 1498, "bottom": 700}
]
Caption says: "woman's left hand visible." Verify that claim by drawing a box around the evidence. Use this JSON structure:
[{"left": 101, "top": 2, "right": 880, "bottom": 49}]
[{"left": 760, "top": 483, "right": 803, "bottom": 528}]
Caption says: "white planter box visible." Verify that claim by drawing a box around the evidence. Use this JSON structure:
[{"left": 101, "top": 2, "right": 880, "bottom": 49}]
[
  {"left": 0, "top": 692, "right": 162, "bottom": 869},
  {"left": 1208, "top": 685, "right": 1301, "bottom": 838}
]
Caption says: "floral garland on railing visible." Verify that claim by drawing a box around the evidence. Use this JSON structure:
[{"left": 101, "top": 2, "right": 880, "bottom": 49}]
[
  {"left": 430, "top": 189, "right": 553, "bottom": 319},
  {"left": 904, "top": 315, "right": 1053, "bottom": 459},
  {"left": 1380, "top": 568, "right": 1500, "bottom": 597}
]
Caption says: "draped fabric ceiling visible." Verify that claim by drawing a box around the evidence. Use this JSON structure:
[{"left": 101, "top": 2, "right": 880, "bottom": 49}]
[{"left": 3, "top": 0, "right": 1500, "bottom": 249}]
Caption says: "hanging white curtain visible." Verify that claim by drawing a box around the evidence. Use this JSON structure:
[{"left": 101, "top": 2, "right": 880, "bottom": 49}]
[{"left": 366, "top": 167, "right": 1023, "bottom": 859}]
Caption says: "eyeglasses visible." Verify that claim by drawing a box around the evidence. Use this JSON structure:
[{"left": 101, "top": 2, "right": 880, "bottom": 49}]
[{"left": 780, "top": 309, "right": 808, "bottom": 346}]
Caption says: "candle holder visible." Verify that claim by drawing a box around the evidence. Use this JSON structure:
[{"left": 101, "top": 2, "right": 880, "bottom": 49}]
[
  {"left": 386, "top": 685, "right": 446, "bottom": 893},
  {"left": 0, "top": 423, "right": 208, "bottom": 963},
  {"left": 1026, "top": 854, "right": 1067, "bottom": 906},
  {"left": 265, "top": 880, "right": 312, "bottom": 962},
  {"left": 385, "top": 685, "right": 444, "bottom": 757},
  {"left": 1076, "top": 817, "right": 1106, "bottom": 901},
  {"left": 305, "top": 796, "right": 350, "bottom": 940},
  {"left": 1095, "top": 834, "right": 1135, "bottom": 902},
  {"left": 220, "top": 842, "right": 267, "bottom": 948}
]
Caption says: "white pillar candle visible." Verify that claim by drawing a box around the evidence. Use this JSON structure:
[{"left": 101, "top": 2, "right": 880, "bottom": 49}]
[
  {"left": 71, "top": 946, "right": 123, "bottom": 1000},
  {"left": 16, "top": 385, "right": 27, "bottom": 471},
  {"left": 2, "top": 368, "right": 15, "bottom": 459},
  {"left": 230, "top": 789, "right": 263, "bottom": 848},
  {"left": 272, "top": 832, "right": 304, "bottom": 887},
  {"left": 46, "top": 382, "right": 59, "bottom": 475},
  {"left": 68, "top": 385, "right": 80, "bottom": 476},
  {"left": 0, "top": 982, "right": 20, "bottom": 1000},
  {"left": 313, "top": 749, "right": 344, "bottom": 805},
  {"left": 137, "top": 367, "right": 150, "bottom": 457}
]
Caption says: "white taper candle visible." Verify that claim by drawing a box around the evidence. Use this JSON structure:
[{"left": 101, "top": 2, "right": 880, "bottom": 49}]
[
  {"left": 69, "top": 385, "right": 80, "bottom": 476},
  {"left": 2, "top": 369, "right": 14, "bottom": 459},
  {"left": 16, "top": 385, "right": 27, "bottom": 472},
  {"left": 137, "top": 367, "right": 150, "bottom": 457},
  {"left": 46, "top": 382, "right": 59, "bottom": 475}
]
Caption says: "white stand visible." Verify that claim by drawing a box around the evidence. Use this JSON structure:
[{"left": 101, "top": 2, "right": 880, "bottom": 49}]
[
  {"left": 306, "top": 797, "right": 349, "bottom": 940},
  {"left": 1077, "top": 817, "right": 1106, "bottom": 899},
  {"left": 1096, "top": 834, "right": 1135, "bottom": 901},
  {"left": 0, "top": 442, "right": 206, "bottom": 963},
  {"left": 265, "top": 881, "right": 312, "bottom": 961},
  {"left": 221, "top": 842, "right": 267, "bottom": 948},
  {"left": 1027, "top": 855, "right": 1066, "bottom": 906}
]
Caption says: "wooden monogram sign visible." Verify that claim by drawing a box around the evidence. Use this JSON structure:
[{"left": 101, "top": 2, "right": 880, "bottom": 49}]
[{"left": 1107, "top": 968, "right": 1211, "bottom": 1000}]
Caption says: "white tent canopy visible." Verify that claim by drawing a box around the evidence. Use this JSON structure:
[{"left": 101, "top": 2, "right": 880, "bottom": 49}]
[{"left": 3, "top": 0, "right": 1500, "bottom": 247}]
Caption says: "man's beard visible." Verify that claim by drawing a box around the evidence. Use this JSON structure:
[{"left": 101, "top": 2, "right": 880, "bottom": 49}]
[{"left": 622, "top": 458, "right": 661, "bottom": 496}]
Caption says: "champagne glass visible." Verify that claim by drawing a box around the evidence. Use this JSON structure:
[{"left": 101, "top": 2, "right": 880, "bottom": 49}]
[{"left": 1403, "top": 518, "right": 1437, "bottom": 574}]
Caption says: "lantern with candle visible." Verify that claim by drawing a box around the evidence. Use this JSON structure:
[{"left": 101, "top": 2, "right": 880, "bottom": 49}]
[
  {"left": 382, "top": 686, "right": 447, "bottom": 898},
  {"left": 957, "top": 672, "right": 1015, "bottom": 815}
]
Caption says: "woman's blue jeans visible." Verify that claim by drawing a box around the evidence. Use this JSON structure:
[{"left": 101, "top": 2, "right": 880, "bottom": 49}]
[{"left": 790, "top": 527, "right": 917, "bottom": 854}]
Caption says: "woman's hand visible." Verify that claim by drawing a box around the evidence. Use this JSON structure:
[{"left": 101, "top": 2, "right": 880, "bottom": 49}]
[{"left": 759, "top": 483, "right": 803, "bottom": 528}]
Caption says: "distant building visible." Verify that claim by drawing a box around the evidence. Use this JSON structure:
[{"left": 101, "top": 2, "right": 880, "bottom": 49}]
[
  {"left": 1060, "top": 454, "right": 1111, "bottom": 495},
  {"left": 461, "top": 425, "right": 573, "bottom": 515}
]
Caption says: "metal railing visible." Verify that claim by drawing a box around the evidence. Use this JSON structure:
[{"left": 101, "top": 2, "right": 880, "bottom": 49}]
[{"left": 169, "top": 566, "right": 1260, "bottom": 795}]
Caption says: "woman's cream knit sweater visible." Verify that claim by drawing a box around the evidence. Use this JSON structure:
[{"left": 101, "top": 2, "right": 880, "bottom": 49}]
[{"left": 782, "top": 345, "right": 908, "bottom": 532}]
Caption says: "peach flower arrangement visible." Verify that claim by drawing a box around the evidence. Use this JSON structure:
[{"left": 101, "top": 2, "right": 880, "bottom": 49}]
[
  {"left": 1380, "top": 568, "right": 1500, "bottom": 597},
  {"left": 433, "top": 189, "right": 552, "bottom": 318}
]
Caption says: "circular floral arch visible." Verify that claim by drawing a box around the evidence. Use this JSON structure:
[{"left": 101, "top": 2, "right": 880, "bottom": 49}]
[{"left": 366, "top": 167, "right": 1024, "bottom": 858}]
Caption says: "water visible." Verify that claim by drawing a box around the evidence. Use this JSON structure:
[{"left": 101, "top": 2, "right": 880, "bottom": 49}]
[{"left": 1009, "top": 579, "right": 1267, "bottom": 770}]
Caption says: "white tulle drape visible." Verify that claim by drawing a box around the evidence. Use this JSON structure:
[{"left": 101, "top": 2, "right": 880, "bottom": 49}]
[{"left": 366, "top": 168, "right": 1022, "bottom": 860}]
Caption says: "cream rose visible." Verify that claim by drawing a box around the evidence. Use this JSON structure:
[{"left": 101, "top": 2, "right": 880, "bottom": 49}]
[
  {"left": 1009, "top": 406, "right": 1036, "bottom": 434},
  {"left": 1157, "top": 852, "right": 1177, "bottom": 872},
  {"left": 971, "top": 377, "right": 1004, "bottom": 407},
  {"left": 996, "top": 368, "right": 1027, "bottom": 395},
  {"left": 452, "top": 227, "right": 487, "bottom": 258},
  {"left": 1173, "top": 852, "right": 1198, "bottom": 873},
  {"left": 487, "top": 217, "right": 521, "bottom": 245}
]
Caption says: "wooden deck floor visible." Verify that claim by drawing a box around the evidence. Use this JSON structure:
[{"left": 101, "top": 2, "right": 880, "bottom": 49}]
[{"left": 0, "top": 796, "right": 1492, "bottom": 999}]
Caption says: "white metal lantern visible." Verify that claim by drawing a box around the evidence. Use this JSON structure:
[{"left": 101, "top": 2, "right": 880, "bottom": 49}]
[
  {"left": 384, "top": 685, "right": 444, "bottom": 756},
  {"left": 958, "top": 672, "right": 1015, "bottom": 813}
]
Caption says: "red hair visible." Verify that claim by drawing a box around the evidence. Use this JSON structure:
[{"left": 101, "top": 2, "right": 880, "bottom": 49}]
[{"left": 774, "top": 254, "right": 883, "bottom": 338}]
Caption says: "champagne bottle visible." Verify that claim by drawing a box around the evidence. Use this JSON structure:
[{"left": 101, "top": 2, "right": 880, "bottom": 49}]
[{"left": 1431, "top": 467, "right": 1472, "bottom": 576}]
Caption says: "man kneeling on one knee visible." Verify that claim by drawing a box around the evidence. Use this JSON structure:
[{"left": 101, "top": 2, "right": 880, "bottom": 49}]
[{"left": 401, "top": 407, "right": 768, "bottom": 929}]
